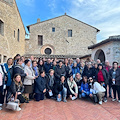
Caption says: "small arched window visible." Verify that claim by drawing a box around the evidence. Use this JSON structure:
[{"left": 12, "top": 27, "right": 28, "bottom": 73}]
[
  {"left": 0, "top": 20, "right": 4, "bottom": 36},
  {"left": 17, "top": 29, "right": 20, "bottom": 41}
]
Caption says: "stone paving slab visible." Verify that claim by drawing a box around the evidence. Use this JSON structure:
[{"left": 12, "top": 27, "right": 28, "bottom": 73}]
[{"left": 0, "top": 98, "right": 120, "bottom": 120}]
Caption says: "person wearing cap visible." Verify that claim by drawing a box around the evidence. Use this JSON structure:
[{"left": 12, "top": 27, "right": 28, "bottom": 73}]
[
  {"left": 109, "top": 62, "right": 120, "bottom": 102},
  {"left": 23, "top": 59, "right": 36, "bottom": 101},
  {"left": 53, "top": 75, "right": 70, "bottom": 102},
  {"left": 95, "top": 63, "right": 109, "bottom": 103},
  {"left": 67, "top": 74, "right": 78, "bottom": 100},
  {"left": 54, "top": 60, "right": 66, "bottom": 82}
]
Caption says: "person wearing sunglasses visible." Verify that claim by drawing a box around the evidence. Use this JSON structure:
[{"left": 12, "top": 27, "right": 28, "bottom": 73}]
[{"left": 89, "top": 77, "right": 106, "bottom": 105}]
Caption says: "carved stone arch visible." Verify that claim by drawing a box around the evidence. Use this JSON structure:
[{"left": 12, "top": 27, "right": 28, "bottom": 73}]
[{"left": 41, "top": 44, "right": 55, "bottom": 55}]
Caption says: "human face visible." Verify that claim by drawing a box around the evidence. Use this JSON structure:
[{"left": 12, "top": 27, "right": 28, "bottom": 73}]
[
  {"left": 27, "top": 61, "right": 31, "bottom": 67},
  {"left": 98, "top": 65, "right": 102, "bottom": 70},
  {"left": 76, "top": 73, "right": 81, "bottom": 79},
  {"left": 65, "top": 59, "right": 68, "bottom": 64},
  {"left": 69, "top": 76, "right": 73, "bottom": 82},
  {"left": 105, "top": 61, "right": 109, "bottom": 66},
  {"left": 33, "top": 62, "right": 37, "bottom": 67},
  {"left": 8, "top": 58, "right": 13, "bottom": 65},
  {"left": 61, "top": 76, "right": 65, "bottom": 83},
  {"left": 41, "top": 72, "right": 45, "bottom": 77},
  {"left": 59, "top": 62, "right": 63, "bottom": 67},
  {"left": 40, "top": 60, "right": 43, "bottom": 65},
  {"left": 83, "top": 77, "right": 87, "bottom": 83},
  {"left": 18, "top": 60, "right": 23, "bottom": 65},
  {"left": 73, "top": 63, "right": 77, "bottom": 67},
  {"left": 113, "top": 63, "right": 118, "bottom": 69},
  {"left": 53, "top": 61, "right": 56, "bottom": 66},
  {"left": 94, "top": 64, "right": 98, "bottom": 68},
  {"left": 15, "top": 75, "right": 21, "bottom": 83},
  {"left": 30, "top": 56, "right": 34, "bottom": 61},
  {"left": 89, "top": 77, "right": 93, "bottom": 83},
  {"left": 47, "top": 59, "right": 51, "bottom": 64},
  {"left": 50, "top": 70, "right": 54, "bottom": 76}
]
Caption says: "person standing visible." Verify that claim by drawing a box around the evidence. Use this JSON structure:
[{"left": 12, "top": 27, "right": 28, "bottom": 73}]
[
  {"left": 54, "top": 60, "right": 66, "bottom": 82},
  {"left": 96, "top": 63, "right": 109, "bottom": 102},
  {"left": 23, "top": 59, "right": 35, "bottom": 102},
  {"left": 104, "top": 60, "right": 112, "bottom": 98},
  {"left": 109, "top": 62, "right": 120, "bottom": 102}
]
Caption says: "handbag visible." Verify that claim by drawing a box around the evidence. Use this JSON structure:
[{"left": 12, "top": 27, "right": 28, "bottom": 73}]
[{"left": 6, "top": 99, "right": 19, "bottom": 111}]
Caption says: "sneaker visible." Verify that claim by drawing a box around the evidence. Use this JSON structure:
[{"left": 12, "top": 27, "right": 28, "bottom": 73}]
[
  {"left": 118, "top": 100, "right": 120, "bottom": 103},
  {"left": 63, "top": 98, "right": 67, "bottom": 103},
  {"left": 0, "top": 104, "right": 2, "bottom": 107},
  {"left": 104, "top": 98, "right": 107, "bottom": 103},
  {"left": 16, "top": 107, "right": 21, "bottom": 111},
  {"left": 99, "top": 101, "right": 102, "bottom": 105},
  {"left": 112, "top": 98, "right": 117, "bottom": 102}
]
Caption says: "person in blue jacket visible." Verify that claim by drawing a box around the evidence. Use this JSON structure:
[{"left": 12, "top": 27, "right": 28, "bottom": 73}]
[
  {"left": 34, "top": 70, "right": 46, "bottom": 101},
  {"left": 4, "top": 58, "right": 13, "bottom": 90},
  {"left": 80, "top": 76, "right": 91, "bottom": 98},
  {"left": 72, "top": 62, "right": 80, "bottom": 78}
]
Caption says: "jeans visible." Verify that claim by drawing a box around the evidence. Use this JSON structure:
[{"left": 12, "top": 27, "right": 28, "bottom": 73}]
[
  {"left": 57, "top": 87, "right": 67, "bottom": 102},
  {"left": 81, "top": 91, "right": 90, "bottom": 98}
]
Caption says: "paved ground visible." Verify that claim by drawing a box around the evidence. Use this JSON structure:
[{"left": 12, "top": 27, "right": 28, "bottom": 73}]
[{"left": 0, "top": 98, "right": 120, "bottom": 120}]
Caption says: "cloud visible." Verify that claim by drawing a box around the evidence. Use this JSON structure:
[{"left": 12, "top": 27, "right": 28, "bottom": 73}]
[{"left": 67, "top": 0, "right": 120, "bottom": 42}]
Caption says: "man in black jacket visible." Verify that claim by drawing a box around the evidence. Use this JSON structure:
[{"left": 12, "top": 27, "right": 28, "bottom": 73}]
[{"left": 55, "top": 60, "right": 66, "bottom": 82}]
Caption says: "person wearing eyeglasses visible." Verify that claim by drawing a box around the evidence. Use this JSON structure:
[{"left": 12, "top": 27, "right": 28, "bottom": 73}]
[{"left": 89, "top": 77, "right": 106, "bottom": 105}]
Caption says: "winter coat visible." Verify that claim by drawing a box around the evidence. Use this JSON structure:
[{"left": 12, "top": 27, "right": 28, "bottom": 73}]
[
  {"left": 44, "top": 62, "right": 53, "bottom": 74},
  {"left": 109, "top": 68, "right": 120, "bottom": 86},
  {"left": 53, "top": 81, "right": 70, "bottom": 96},
  {"left": 95, "top": 69, "right": 109, "bottom": 85},
  {"left": 6, "top": 81, "right": 24, "bottom": 102},
  {"left": 54, "top": 65, "right": 66, "bottom": 81},
  {"left": 23, "top": 65, "right": 35, "bottom": 85},
  {"left": 34, "top": 76, "right": 46, "bottom": 94},
  {"left": 13, "top": 64, "right": 26, "bottom": 82}
]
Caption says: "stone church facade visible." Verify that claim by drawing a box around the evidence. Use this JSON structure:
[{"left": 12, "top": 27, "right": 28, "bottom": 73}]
[
  {"left": 0, "top": 0, "right": 25, "bottom": 63},
  {"left": 88, "top": 35, "right": 120, "bottom": 65},
  {"left": 25, "top": 14, "right": 99, "bottom": 58}
]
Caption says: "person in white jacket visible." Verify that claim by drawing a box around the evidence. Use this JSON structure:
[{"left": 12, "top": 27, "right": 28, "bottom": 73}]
[
  {"left": 89, "top": 77, "right": 106, "bottom": 105},
  {"left": 67, "top": 74, "right": 78, "bottom": 100},
  {"left": 0, "top": 64, "right": 7, "bottom": 110},
  {"left": 23, "top": 59, "right": 35, "bottom": 101}
]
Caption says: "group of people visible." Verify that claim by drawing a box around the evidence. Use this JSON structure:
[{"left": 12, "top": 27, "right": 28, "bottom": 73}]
[{"left": 0, "top": 54, "right": 120, "bottom": 111}]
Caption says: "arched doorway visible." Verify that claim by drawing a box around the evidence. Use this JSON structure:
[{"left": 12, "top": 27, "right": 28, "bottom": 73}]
[{"left": 94, "top": 49, "right": 105, "bottom": 63}]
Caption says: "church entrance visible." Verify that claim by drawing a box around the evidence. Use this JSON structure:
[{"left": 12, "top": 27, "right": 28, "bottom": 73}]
[{"left": 94, "top": 49, "right": 105, "bottom": 64}]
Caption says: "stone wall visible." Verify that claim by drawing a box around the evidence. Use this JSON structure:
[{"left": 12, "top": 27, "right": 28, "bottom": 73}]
[
  {"left": 25, "top": 15, "right": 98, "bottom": 56},
  {"left": 91, "top": 41, "right": 120, "bottom": 66},
  {"left": 0, "top": 0, "right": 25, "bottom": 63}
]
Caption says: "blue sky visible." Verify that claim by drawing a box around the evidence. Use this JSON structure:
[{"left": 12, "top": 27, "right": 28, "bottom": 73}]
[{"left": 16, "top": 0, "right": 120, "bottom": 42}]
